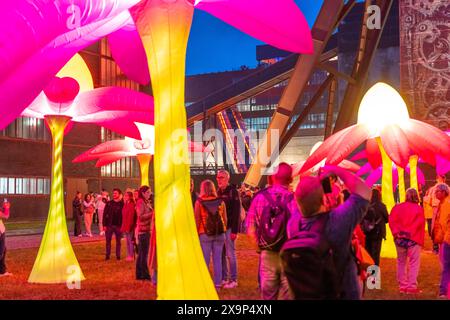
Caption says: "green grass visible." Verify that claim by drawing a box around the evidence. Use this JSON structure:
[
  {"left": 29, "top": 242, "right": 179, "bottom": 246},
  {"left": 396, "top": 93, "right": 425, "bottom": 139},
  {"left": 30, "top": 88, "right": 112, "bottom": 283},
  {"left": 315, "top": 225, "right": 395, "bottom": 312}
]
[
  {"left": 0, "top": 234, "right": 444, "bottom": 300},
  {"left": 4, "top": 221, "right": 46, "bottom": 231}
]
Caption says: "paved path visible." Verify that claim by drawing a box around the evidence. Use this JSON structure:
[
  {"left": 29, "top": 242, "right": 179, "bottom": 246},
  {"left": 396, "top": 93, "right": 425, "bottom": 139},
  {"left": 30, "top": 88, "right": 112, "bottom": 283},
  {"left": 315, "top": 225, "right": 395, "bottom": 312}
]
[{"left": 6, "top": 233, "right": 104, "bottom": 250}]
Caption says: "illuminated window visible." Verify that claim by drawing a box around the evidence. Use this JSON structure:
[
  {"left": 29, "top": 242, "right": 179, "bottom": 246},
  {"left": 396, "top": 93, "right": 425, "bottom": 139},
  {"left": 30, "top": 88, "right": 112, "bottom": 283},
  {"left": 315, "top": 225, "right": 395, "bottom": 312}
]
[
  {"left": 0, "top": 177, "right": 50, "bottom": 195},
  {"left": 1, "top": 117, "right": 50, "bottom": 141}
]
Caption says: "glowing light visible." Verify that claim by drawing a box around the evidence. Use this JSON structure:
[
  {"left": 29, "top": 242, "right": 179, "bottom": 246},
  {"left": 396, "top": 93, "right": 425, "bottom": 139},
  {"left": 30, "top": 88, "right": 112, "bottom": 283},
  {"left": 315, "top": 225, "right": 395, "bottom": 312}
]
[
  {"left": 409, "top": 155, "right": 419, "bottom": 192},
  {"left": 376, "top": 137, "right": 396, "bottom": 258},
  {"left": 57, "top": 54, "right": 93, "bottom": 93},
  {"left": 28, "top": 115, "right": 85, "bottom": 283},
  {"left": 357, "top": 83, "right": 410, "bottom": 138}
]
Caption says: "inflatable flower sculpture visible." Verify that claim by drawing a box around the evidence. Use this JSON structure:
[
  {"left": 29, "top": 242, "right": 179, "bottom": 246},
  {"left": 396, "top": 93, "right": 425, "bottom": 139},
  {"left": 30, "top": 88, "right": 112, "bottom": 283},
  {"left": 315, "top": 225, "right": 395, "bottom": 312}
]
[
  {"left": 0, "top": 0, "right": 149, "bottom": 132},
  {"left": 20, "top": 75, "right": 153, "bottom": 284},
  {"left": 73, "top": 123, "right": 206, "bottom": 186},
  {"left": 292, "top": 142, "right": 361, "bottom": 177},
  {"left": 301, "top": 83, "right": 450, "bottom": 257},
  {"left": 127, "top": 0, "right": 313, "bottom": 299}
]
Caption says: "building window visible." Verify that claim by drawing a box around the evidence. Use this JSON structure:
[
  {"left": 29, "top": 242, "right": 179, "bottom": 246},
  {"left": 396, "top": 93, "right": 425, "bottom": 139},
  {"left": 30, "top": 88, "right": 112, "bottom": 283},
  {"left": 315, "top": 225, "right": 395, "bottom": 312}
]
[
  {"left": 100, "top": 156, "right": 140, "bottom": 179},
  {"left": 0, "top": 117, "right": 50, "bottom": 141},
  {"left": 0, "top": 177, "right": 50, "bottom": 195}
]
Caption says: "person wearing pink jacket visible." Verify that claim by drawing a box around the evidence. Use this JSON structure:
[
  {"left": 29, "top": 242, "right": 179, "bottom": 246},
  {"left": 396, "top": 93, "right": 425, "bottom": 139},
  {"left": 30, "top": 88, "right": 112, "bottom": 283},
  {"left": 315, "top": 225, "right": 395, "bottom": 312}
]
[{"left": 389, "top": 188, "right": 425, "bottom": 295}]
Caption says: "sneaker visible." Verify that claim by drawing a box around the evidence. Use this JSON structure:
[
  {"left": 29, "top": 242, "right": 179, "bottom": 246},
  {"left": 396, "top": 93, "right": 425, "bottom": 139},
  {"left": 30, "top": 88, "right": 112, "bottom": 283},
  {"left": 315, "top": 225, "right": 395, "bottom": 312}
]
[
  {"left": 406, "top": 288, "right": 423, "bottom": 295},
  {"left": 77, "top": 234, "right": 83, "bottom": 238},
  {"left": 0, "top": 272, "right": 13, "bottom": 277},
  {"left": 223, "top": 280, "right": 238, "bottom": 289},
  {"left": 438, "top": 294, "right": 447, "bottom": 299},
  {"left": 88, "top": 233, "right": 93, "bottom": 238}
]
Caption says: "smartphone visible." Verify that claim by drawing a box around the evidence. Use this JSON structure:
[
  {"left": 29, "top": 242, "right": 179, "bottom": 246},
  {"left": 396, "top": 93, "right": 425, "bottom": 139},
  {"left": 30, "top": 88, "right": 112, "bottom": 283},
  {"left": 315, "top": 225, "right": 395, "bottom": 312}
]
[{"left": 321, "top": 177, "right": 333, "bottom": 194}]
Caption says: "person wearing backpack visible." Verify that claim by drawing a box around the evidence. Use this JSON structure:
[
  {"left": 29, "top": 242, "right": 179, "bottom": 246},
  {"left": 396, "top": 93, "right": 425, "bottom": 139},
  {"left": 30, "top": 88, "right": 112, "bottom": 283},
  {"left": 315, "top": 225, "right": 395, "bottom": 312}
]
[
  {"left": 389, "top": 188, "right": 425, "bottom": 295},
  {"left": 194, "top": 179, "right": 227, "bottom": 289},
  {"left": 246, "top": 162, "right": 299, "bottom": 300},
  {"left": 285, "top": 166, "right": 371, "bottom": 300},
  {"left": 361, "top": 188, "right": 389, "bottom": 266},
  {"left": 432, "top": 183, "right": 450, "bottom": 298}
]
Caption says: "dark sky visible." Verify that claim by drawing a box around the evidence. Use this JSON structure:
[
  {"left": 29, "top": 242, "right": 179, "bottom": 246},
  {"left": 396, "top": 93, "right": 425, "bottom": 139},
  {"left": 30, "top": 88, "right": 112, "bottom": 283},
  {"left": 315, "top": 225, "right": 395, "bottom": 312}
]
[{"left": 186, "top": 1, "right": 323, "bottom": 75}]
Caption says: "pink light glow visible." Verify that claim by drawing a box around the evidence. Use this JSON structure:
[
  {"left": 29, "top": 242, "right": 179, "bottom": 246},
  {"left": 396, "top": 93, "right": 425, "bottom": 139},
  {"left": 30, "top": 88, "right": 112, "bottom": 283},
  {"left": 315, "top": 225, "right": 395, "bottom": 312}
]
[
  {"left": 21, "top": 77, "right": 154, "bottom": 140},
  {"left": 0, "top": 1, "right": 145, "bottom": 131}
]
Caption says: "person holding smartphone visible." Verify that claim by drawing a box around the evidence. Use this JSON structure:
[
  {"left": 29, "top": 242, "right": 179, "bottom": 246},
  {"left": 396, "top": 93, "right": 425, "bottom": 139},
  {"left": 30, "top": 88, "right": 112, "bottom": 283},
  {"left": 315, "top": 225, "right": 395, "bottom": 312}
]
[{"left": 0, "top": 199, "right": 11, "bottom": 277}]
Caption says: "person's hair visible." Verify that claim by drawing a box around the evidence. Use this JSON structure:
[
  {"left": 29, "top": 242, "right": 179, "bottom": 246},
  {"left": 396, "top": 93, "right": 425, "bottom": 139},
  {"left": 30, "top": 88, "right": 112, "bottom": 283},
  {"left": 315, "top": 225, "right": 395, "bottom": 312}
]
[
  {"left": 405, "top": 188, "right": 419, "bottom": 203},
  {"left": 370, "top": 188, "right": 381, "bottom": 203},
  {"left": 200, "top": 180, "right": 217, "bottom": 198},
  {"left": 272, "top": 162, "right": 293, "bottom": 186},
  {"left": 84, "top": 193, "right": 91, "bottom": 202},
  {"left": 138, "top": 186, "right": 151, "bottom": 201},
  {"left": 217, "top": 170, "right": 230, "bottom": 179},
  {"left": 435, "top": 183, "right": 450, "bottom": 196},
  {"left": 295, "top": 176, "right": 324, "bottom": 217},
  {"left": 74, "top": 191, "right": 81, "bottom": 200},
  {"left": 124, "top": 191, "right": 135, "bottom": 204},
  {"left": 112, "top": 188, "right": 122, "bottom": 195}
]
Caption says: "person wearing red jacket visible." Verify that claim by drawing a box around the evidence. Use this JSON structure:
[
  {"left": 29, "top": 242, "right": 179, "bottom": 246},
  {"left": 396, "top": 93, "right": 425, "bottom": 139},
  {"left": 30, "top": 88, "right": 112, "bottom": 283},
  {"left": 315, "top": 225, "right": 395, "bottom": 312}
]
[
  {"left": 389, "top": 188, "right": 425, "bottom": 295},
  {"left": 121, "top": 191, "right": 137, "bottom": 261}
]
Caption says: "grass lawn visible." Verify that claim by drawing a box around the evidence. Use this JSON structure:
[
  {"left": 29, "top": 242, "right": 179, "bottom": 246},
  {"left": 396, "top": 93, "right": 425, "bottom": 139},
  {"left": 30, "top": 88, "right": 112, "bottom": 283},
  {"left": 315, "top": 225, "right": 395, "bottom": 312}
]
[{"left": 0, "top": 234, "right": 444, "bottom": 300}]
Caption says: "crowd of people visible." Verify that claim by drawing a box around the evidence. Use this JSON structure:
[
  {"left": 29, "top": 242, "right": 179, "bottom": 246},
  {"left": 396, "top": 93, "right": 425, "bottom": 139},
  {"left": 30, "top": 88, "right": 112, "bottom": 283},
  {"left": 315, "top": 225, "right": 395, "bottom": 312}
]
[
  {"left": 0, "top": 165, "right": 448, "bottom": 300},
  {"left": 71, "top": 186, "right": 156, "bottom": 283},
  {"left": 192, "top": 165, "right": 449, "bottom": 300}
]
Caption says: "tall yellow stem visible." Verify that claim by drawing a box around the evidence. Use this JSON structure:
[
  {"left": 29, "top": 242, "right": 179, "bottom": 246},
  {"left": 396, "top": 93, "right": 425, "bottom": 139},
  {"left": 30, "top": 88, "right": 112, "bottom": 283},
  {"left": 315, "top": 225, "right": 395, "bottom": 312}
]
[
  {"left": 376, "top": 138, "right": 396, "bottom": 258},
  {"left": 409, "top": 155, "right": 419, "bottom": 192},
  {"left": 398, "top": 166, "right": 405, "bottom": 203},
  {"left": 136, "top": 153, "right": 151, "bottom": 187},
  {"left": 29, "top": 115, "right": 84, "bottom": 283},
  {"left": 134, "top": 0, "right": 217, "bottom": 299}
]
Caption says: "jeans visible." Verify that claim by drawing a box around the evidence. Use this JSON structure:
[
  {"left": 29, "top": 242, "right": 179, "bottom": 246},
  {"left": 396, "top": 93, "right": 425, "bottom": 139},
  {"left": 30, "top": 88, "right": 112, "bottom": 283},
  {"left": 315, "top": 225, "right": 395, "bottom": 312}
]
[
  {"left": 222, "top": 229, "right": 237, "bottom": 282},
  {"left": 0, "top": 232, "right": 6, "bottom": 274},
  {"left": 97, "top": 209, "right": 104, "bottom": 232},
  {"left": 105, "top": 225, "right": 122, "bottom": 259},
  {"left": 259, "top": 250, "right": 291, "bottom": 300},
  {"left": 74, "top": 213, "right": 82, "bottom": 236},
  {"left": 136, "top": 232, "right": 150, "bottom": 280},
  {"left": 84, "top": 213, "right": 93, "bottom": 235},
  {"left": 199, "top": 233, "right": 225, "bottom": 287},
  {"left": 439, "top": 243, "right": 450, "bottom": 296},
  {"left": 365, "top": 237, "right": 383, "bottom": 266},
  {"left": 124, "top": 232, "right": 134, "bottom": 259},
  {"left": 395, "top": 244, "right": 421, "bottom": 290}
]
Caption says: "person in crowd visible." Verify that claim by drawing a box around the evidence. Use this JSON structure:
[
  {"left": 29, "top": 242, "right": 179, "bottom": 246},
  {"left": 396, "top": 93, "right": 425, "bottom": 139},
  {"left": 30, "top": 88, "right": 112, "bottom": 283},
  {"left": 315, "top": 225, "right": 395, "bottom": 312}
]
[
  {"left": 194, "top": 179, "right": 227, "bottom": 289},
  {"left": 121, "top": 191, "right": 137, "bottom": 262},
  {"left": 135, "top": 186, "right": 153, "bottom": 280},
  {"left": 96, "top": 190, "right": 109, "bottom": 236},
  {"left": 427, "top": 175, "right": 449, "bottom": 254},
  {"left": 72, "top": 192, "right": 83, "bottom": 237},
  {"left": 433, "top": 183, "right": 450, "bottom": 298},
  {"left": 423, "top": 188, "right": 435, "bottom": 246},
  {"left": 0, "top": 200, "right": 11, "bottom": 277},
  {"left": 389, "top": 188, "right": 425, "bottom": 295},
  {"left": 83, "top": 193, "right": 95, "bottom": 237},
  {"left": 361, "top": 188, "right": 389, "bottom": 266},
  {"left": 191, "top": 178, "right": 198, "bottom": 207},
  {"left": 216, "top": 169, "right": 241, "bottom": 289},
  {"left": 289, "top": 165, "right": 371, "bottom": 299},
  {"left": 103, "top": 188, "right": 124, "bottom": 260},
  {"left": 247, "top": 162, "right": 299, "bottom": 300}
]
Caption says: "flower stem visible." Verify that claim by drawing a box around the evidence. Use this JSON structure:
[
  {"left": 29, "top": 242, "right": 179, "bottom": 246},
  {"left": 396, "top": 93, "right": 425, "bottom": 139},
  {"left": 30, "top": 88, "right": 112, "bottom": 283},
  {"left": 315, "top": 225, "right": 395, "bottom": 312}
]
[{"left": 28, "top": 115, "right": 84, "bottom": 283}]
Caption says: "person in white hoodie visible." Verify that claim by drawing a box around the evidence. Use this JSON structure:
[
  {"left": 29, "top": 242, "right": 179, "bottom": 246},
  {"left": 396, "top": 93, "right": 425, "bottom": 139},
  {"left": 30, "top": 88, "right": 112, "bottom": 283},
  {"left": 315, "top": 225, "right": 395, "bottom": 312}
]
[
  {"left": 96, "top": 190, "right": 109, "bottom": 236},
  {"left": 0, "top": 200, "right": 11, "bottom": 277}
]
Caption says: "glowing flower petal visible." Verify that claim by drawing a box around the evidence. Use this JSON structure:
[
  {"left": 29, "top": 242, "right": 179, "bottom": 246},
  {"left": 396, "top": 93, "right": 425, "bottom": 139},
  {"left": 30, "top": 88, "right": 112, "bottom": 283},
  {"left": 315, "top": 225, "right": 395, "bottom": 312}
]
[{"left": 379, "top": 124, "right": 410, "bottom": 168}]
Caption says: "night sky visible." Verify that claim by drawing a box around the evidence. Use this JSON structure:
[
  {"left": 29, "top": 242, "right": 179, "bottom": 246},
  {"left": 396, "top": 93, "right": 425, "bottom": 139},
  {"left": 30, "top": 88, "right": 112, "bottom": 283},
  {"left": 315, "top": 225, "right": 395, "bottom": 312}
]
[{"left": 185, "top": 1, "right": 323, "bottom": 75}]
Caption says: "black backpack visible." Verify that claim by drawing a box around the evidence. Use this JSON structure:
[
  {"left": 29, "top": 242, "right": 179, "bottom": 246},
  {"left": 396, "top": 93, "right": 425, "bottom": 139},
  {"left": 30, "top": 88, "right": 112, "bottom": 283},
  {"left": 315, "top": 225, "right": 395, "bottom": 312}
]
[
  {"left": 361, "top": 204, "right": 381, "bottom": 235},
  {"left": 256, "top": 191, "right": 292, "bottom": 252},
  {"left": 199, "top": 198, "right": 226, "bottom": 236},
  {"left": 280, "top": 213, "right": 341, "bottom": 300}
]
